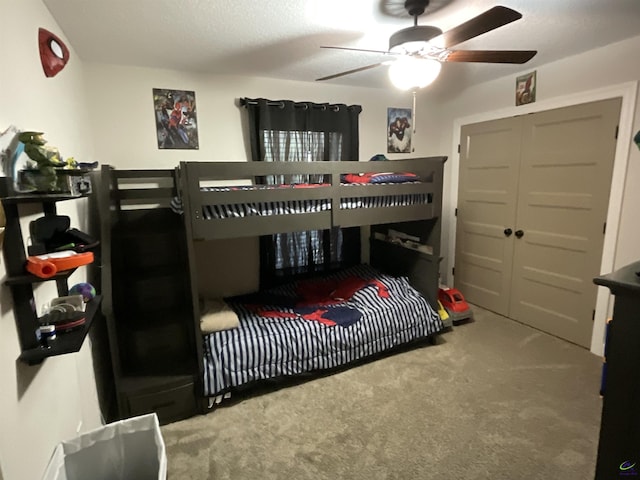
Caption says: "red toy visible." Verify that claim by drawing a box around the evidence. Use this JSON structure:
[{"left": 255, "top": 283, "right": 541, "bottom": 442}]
[
  {"left": 438, "top": 287, "right": 473, "bottom": 323},
  {"left": 26, "top": 250, "right": 94, "bottom": 279}
]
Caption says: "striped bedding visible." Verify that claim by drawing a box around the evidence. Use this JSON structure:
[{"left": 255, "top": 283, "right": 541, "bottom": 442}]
[
  {"left": 202, "top": 265, "right": 444, "bottom": 397},
  {"left": 200, "top": 183, "right": 431, "bottom": 220}
]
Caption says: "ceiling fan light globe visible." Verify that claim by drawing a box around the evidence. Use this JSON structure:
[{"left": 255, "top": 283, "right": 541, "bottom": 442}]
[{"left": 388, "top": 57, "right": 441, "bottom": 90}]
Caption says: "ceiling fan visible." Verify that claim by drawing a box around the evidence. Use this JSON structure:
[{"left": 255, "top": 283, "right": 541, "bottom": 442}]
[{"left": 316, "top": 0, "right": 537, "bottom": 89}]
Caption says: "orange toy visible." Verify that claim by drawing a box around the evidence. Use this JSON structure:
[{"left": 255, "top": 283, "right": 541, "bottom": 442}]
[{"left": 26, "top": 250, "right": 94, "bottom": 279}]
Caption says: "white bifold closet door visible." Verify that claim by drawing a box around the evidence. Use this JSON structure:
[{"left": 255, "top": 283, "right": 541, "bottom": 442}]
[{"left": 455, "top": 97, "right": 621, "bottom": 347}]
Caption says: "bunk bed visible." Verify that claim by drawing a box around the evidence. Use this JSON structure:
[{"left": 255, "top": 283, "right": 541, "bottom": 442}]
[
  {"left": 176, "top": 157, "right": 448, "bottom": 403},
  {"left": 98, "top": 158, "right": 447, "bottom": 419}
]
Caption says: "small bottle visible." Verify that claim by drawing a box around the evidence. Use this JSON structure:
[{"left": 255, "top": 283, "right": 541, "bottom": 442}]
[{"left": 37, "top": 324, "right": 57, "bottom": 348}]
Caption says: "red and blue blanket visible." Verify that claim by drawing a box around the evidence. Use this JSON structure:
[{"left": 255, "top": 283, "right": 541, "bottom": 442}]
[{"left": 233, "top": 275, "right": 390, "bottom": 327}]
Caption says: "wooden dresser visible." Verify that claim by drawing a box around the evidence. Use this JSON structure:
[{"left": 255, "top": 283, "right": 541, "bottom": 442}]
[{"left": 593, "top": 261, "right": 640, "bottom": 479}]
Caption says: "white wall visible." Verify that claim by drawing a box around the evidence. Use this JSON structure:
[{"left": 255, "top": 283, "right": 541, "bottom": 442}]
[
  {"left": 0, "top": 1, "right": 103, "bottom": 479},
  {"left": 429, "top": 34, "right": 640, "bottom": 355},
  {"left": 82, "top": 64, "right": 445, "bottom": 168}
]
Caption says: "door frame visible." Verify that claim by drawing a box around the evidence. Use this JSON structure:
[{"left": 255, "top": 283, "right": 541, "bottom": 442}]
[{"left": 447, "top": 81, "right": 638, "bottom": 356}]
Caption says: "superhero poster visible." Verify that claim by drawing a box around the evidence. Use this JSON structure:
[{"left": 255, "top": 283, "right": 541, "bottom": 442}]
[
  {"left": 153, "top": 88, "right": 199, "bottom": 150},
  {"left": 387, "top": 107, "right": 412, "bottom": 154},
  {"left": 515, "top": 70, "right": 536, "bottom": 106}
]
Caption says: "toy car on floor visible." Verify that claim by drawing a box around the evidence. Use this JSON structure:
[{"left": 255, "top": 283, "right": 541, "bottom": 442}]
[{"left": 438, "top": 287, "right": 473, "bottom": 324}]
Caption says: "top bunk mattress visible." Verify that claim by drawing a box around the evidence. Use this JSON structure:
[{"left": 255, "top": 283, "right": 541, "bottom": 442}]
[{"left": 200, "top": 182, "right": 432, "bottom": 220}]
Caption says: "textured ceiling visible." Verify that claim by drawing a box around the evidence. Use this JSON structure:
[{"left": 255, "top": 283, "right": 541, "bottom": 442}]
[{"left": 42, "top": 0, "right": 640, "bottom": 96}]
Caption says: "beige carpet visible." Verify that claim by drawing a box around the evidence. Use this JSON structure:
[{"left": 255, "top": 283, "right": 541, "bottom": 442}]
[{"left": 162, "top": 306, "right": 603, "bottom": 479}]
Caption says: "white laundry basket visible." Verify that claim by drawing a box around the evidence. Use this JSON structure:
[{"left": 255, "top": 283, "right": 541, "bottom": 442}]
[{"left": 41, "top": 413, "right": 167, "bottom": 480}]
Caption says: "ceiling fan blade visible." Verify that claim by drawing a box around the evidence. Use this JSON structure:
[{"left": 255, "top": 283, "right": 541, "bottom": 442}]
[
  {"left": 321, "top": 46, "right": 396, "bottom": 55},
  {"left": 316, "top": 63, "right": 383, "bottom": 81},
  {"left": 445, "top": 50, "right": 537, "bottom": 64},
  {"left": 436, "top": 6, "right": 523, "bottom": 48}
]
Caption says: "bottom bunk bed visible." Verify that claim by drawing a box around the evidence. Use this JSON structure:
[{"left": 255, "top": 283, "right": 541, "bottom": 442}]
[{"left": 201, "top": 264, "right": 445, "bottom": 400}]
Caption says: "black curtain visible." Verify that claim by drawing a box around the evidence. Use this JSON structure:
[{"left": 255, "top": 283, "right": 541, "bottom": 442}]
[{"left": 243, "top": 97, "right": 362, "bottom": 287}]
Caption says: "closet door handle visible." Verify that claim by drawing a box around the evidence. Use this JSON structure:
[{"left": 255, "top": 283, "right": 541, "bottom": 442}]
[
  {"left": 504, "top": 228, "right": 513, "bottom": 237},
  {"left": 515, "top": 229, "right": 524, "bottom": 238}
]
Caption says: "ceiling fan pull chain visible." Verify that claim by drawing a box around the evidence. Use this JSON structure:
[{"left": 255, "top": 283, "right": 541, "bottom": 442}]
[{"left": 412, "top": 90, "right": 417, "bottom": 137}]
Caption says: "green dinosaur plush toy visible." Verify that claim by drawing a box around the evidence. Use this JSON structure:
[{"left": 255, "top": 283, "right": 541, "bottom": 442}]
[{"left": 17, "top": 131, "right": 76, "bottom": 192}]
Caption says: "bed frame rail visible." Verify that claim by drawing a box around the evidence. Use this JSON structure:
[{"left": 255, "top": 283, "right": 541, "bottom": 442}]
[
  {"left": 178, "top": 157, "right": 445, "bottom": 240},
  {"left": 104, "top": 166, "right": 178, "bottom": 215}
]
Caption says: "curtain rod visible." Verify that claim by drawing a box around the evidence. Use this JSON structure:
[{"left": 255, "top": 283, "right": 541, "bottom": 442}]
[{"left": 239, "top": 97, "right": 360, "bottom": 112}]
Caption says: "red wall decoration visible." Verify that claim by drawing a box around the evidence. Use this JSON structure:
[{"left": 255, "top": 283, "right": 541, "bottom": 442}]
[{"left": 38, "top": 28, "right": 70, "bottom": 77}]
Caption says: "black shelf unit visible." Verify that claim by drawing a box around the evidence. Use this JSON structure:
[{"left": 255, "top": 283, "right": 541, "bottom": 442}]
[
  {"left": 1, "top": 178, "right": 101, "bottom": 364},
  {"left": 97, "top": 166, "right": 199, "bottom": 425},
  {"left": 18, "top": 296, "right": 102, "bottom": 365}
]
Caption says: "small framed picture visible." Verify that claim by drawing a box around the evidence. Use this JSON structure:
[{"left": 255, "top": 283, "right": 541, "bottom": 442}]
[
  {"left": 515, "top": 71, "right": 536, "bottom": 106},
  {"left": 387, "top": 107, "right": 412, "bottom": 153}
]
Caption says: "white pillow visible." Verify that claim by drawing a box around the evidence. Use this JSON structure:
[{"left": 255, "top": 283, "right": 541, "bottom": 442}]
[{"left": 200, "top": 299, "right": 239, "bottom": 333}]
